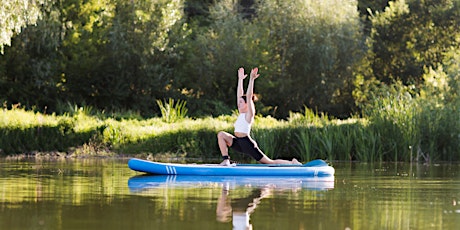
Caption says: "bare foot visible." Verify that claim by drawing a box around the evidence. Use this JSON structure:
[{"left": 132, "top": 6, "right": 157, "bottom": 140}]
[
  {"left": 291, "top": 158, "right": 302, "bottom": 165},
  {"left": 219, "top": 159, "right": 231, "bottom": 166}
]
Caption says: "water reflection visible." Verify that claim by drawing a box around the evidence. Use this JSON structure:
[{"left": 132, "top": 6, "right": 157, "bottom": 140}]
[
  {"left": 128, "top": 175, "right": 334, "bottom": 229},
  {"left": 127, "top": 175, "right": 335, "bottom": 191},
  {"left": 216, "top": 184, "right": 270, "bottom": 230},
  {"left": 2, "top": 159, "right": 458, "bottom": 230}
]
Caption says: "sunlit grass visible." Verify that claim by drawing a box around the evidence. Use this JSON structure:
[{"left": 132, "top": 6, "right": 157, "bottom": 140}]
[
  {"left": 1, "top": 92, "right": 458, "bottom": 162},
  {"left": 0, "top": 107, "right": 57, "bottom": 128}
]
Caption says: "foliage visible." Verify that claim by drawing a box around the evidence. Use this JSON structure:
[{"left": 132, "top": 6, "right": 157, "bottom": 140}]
[
  {"left": 0, "top": 0, "right": 48, "bottom": 53},
  {"left": 156, "top": 98, "right": 188, "bottom": 123},
  {"left": 0, "top": 102, "right": 458, "bottom": 162},
  {"left": 0, "top": 0, "right": 365, "bottom": 118},
  {"left": 0, "top": 106, "right": 101, "bottom": 154},
  {"left": 174, "top": 0, "right": 261, "bottom": 112},
  {"left": 1, "top": 0, "right": 460, "bottom": 120},
  {"left": 0, "top": 0, "right": 187, "bottom": 116},
  {"left": 253, "top": 0, "right": 364, "bottom": 118},
  {"left": 60, "top": 0, "right": 187, "bottom": 115},
  {"left": 362, "top": 64, "right": 459, "bottom": 162},
  {"left": 1, "top": 0, "right": 460, "bottom": 162},
  {"left": 175, "top": 0, "right": 364, "bottom": 118},
  {"left": 365, "top": 0, "right": 460, "bottom": 85}
]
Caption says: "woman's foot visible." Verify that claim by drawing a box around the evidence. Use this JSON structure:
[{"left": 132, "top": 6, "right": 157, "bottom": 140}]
[
  {"left": 292, "top": 158, "right": 302, "bottom": 165},
  {"left": 219, "top": 159, "right": 234, "bottom": 166}
]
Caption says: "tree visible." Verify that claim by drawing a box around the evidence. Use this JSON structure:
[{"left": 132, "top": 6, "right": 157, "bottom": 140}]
[
  {"left": 0, "top": 0, "right": 61, "bottom": 108},
  {"left": 367, "top": 0, "right": 460, "bottom": 86},
  {"left": 1, "top": 0, "right": 188, "bottom": 115},
  {"left": 0, "top": 0, "right": 46, "bottom": 53},
  {"left": 254, "top": 0, "right": 364, "bottom": 117},
  {"left": 176, "top": 0, "right": 364, "bottom": 118},
  {"left": 173, "top": 0, "right": 262, "bottom": 116}
]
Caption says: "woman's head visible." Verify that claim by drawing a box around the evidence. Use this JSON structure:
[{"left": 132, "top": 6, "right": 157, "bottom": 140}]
[
  {"left": 238, "top": 95, "right": 258, "bottom": 112},
  {"left": 238, "top": 97, "right": 248, "bottom": 111}
]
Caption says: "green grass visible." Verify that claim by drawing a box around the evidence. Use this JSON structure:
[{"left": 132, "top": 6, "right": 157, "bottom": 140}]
[{"left": 1, "top": 94, "right": 458, "bottom": 162}]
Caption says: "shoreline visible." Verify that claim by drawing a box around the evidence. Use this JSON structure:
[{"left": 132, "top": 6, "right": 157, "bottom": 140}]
[
  {"left": 0, "top": 151, "right": 223, "bottom": 164},
  {"left": 2, "top": 152, "right": 458, "bottom": 165}
]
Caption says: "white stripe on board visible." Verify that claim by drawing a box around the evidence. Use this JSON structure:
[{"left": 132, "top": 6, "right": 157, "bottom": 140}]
[{"left": 165, "top": 166, "right": 177, "bottom": 175}]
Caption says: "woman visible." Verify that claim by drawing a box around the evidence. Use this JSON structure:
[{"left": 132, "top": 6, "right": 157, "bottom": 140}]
[{"left": 217, "top": 67, "right": 301, "bottom": 166}]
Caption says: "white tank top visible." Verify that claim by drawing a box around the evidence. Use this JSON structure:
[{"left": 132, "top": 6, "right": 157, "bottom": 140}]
[{"left": 234, "top": 113, "right": 251, "bottom": 134}]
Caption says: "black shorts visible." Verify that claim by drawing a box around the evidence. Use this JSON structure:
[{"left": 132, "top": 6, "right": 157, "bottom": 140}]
[{"left": 230, "top": 136, "right": 264, "bottom": 161}]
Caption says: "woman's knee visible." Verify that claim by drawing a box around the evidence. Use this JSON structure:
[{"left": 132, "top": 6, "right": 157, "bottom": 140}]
[
  {"left": 217, "top": 131, "right": 231, "bottom": 142},
  {"left": 217, "top": 131, "right": 233, "bottom": 146},
  {"left": 217, "top": 131, "right": 226, "bottom": 139}
]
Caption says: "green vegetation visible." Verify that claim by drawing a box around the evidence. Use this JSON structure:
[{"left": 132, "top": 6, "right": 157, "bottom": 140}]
[
  {"left": 2, "top": 0, "right": 457, "bottom": 118},
  {"left": 1, "top": 75, "right": 458, "bottom": 162},
  {"left": 0, "top": 0, "right": 45, "bottom": 53},
  {"left": 156, "top": 98, "right": 188, "bottom": 123},
  {"left": 1, "top": 0, "right": 459, "bottom": 162}
]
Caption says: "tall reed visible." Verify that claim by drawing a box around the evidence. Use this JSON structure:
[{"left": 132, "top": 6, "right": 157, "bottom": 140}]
[
  {"left": 363, "top": 88, "right": 420, "bottom": 162},
  {"left": 293, "top": 127, "right": 314, "bottom": 161},
  {"left": 156, "top": 98, "right": 188, "bottom": 123},
  {"left": 362, "top": 67, "right": 460, "bottom": 162},
  {"left": 332, "top": 123, "right": 355, "bottom": 161}
]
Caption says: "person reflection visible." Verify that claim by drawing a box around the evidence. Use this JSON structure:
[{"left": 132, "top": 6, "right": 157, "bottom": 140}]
[{"left": 216, "top": 184, "right": 272, "bottom": 230}]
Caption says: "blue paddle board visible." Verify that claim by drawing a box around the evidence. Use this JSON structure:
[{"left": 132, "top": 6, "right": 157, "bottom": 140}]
[{"left": 128, "top": 158, "right": 335, "bottom": 178}]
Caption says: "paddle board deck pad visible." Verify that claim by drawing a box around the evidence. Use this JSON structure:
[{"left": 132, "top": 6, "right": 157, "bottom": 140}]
[{"left": 128, "top": 158, "right": 335, "bottom": 178}]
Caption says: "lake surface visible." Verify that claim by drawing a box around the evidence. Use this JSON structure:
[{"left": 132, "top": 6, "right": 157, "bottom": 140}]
[{"left": 0, "top": 157, "right": 459, "bottom": 230}]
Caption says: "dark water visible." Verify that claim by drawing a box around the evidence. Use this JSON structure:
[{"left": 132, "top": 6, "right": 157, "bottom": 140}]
[{"left": 0, "top": 158, "right": 459, "bottom": 230}]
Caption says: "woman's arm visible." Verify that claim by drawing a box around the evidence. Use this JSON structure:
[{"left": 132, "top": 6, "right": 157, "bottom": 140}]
[
  {"left": 237, "top": 67, "right": 247, "bottom": 106},
  {"left": 246, "top": 67, "right": 259, "bottom": 121}
]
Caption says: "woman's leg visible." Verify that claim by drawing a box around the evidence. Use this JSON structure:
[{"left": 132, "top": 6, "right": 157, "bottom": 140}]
[
  {"left": 241, "top": 137, "right": 301, "bottom": 165},
  {"left": 259, "top": 155, "right": 301, "bottom": 165},
  {"left": 217, "top": 131, "right": 234, "bottom": 165}
]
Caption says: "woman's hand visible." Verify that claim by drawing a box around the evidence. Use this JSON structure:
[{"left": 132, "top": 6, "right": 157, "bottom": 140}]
[
  {"left": 238, "top": 67, "right": 247, "bottom": 80},
  {"left": 250, "top": 67, "right": 260, "bottom": 80}
]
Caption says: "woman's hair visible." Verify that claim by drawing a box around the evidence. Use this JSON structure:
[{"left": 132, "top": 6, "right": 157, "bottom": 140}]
[{"left": 241, "top": 95, "right": 258, "bottom": 103}]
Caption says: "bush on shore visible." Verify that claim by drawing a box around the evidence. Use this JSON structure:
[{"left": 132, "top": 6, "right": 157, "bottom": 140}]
[{"left": 1, "top": 99, "right": 458, "bottom": 163}]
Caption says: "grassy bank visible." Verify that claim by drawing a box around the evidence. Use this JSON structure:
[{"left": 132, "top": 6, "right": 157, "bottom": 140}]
[{"left": 1, "top": 103, "right": 458, "bottom": 163}]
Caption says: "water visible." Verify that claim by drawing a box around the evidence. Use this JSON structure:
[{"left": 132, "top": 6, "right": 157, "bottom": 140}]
[{"left": 0, "top": 158, "right": 459, "bottom": 230}]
